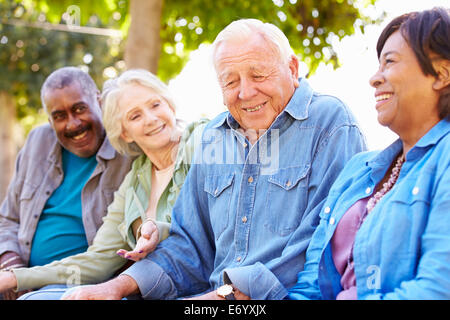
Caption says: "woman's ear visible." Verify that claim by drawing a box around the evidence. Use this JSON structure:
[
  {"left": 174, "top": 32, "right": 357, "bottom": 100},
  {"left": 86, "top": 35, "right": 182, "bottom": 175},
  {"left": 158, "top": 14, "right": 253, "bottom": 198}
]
[
  {"left": 432, "top": 59, "right": 450, "bottom": 91},
  {"left": 120, "top": 129, "right": 133, "bottom": 144}
]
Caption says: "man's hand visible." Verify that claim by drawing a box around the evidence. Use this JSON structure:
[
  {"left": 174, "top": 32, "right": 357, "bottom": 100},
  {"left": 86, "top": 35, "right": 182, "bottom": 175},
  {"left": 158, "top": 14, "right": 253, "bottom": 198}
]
[
  {"left": 0, "top": 251, "right": 28, "bottom": 300},
  {"left": 0, "top": 271, "right": 19, "bottom": 298},
  {"left": 116, "top": 220, "right": 159, "bottom": 262},
  {"left": 185, "top": 286, "right": 250, "bottom": 300},
  {"left": 61, "top": 275, "right": 139, "bottom": 300}
]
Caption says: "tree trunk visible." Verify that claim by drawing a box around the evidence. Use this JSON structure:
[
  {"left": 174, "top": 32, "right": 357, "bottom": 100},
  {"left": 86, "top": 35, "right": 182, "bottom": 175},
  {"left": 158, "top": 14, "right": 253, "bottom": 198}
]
[
  {"left": 124, "top": 0, "right": 164, "bottom": 73},
  {"left": 0, "top": 91, "right": 20, "bottom": 202}
]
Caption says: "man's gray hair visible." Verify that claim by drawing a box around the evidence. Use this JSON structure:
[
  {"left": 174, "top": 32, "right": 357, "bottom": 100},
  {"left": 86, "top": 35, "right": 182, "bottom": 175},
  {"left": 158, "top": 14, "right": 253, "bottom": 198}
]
[
  {"left": 212, "top": 18, "right": 295, "bottom": 65},
  {"left": 101, "top": 68, "right": 178, "bottom": 156},
  {"left": 40, "top": 66, "right": 99, "bottom": 114}
]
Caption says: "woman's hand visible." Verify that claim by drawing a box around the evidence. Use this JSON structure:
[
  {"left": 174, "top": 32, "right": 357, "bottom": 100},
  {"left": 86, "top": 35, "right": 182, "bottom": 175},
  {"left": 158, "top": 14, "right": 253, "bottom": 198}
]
[{"left": 116, "top": 220, "right": 159, "bottom": 262}]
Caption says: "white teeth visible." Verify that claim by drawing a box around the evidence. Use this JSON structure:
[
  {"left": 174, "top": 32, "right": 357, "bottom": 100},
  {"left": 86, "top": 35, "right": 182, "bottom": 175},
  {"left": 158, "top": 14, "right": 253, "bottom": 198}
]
[
  {"left": 72, "top": 131, "right": 87, "bottom": 140},
  {"left": 148, "top": 125, "right": 164, "bottom": 135},
  {"left": 375, "top": 93, "right": 393, "bottom": 102},
  {"left": 246, "top": 104, "right": 262, "bottom": 112}
]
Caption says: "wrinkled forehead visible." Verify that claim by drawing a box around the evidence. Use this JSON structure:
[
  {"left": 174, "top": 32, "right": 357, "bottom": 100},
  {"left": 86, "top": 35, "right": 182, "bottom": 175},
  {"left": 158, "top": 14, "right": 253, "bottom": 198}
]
[
  {"left": 214, "top": 34, "right": 280, "bottom": 71},
  {"left": 44, "top": 81, "right": 98, "bottom": 112}
]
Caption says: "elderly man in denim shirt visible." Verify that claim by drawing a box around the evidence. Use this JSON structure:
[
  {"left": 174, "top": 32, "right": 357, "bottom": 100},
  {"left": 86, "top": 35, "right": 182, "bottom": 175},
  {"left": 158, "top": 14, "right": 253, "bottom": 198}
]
[
  {"left": 63, "top": 19, "right": 366, "bottom": 300},
  {"left": 0, "top": 67, "right": 132, "bottom": 299}
]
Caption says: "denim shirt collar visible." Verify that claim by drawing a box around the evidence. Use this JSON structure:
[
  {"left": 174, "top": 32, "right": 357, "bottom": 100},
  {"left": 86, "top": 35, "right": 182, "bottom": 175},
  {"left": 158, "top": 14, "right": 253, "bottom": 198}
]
[
  {"left": 366, "top": 118, "right": 450, "bottom": 173},
  {"left": 211, "top": 77, "right": 313, "bottom": 130},
  {"left": 415, "top": 118, "right": 450, "bottom": 148}
]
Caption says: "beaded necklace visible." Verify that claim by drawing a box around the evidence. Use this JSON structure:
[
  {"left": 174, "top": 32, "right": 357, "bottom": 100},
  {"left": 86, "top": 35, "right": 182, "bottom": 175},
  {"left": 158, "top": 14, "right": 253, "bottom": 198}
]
[
  {"left": 347, "top": 153, "right": 405, "bottom": 270},
  {"left": 366, "top": 153, "right": 405, "bottom": 213}
]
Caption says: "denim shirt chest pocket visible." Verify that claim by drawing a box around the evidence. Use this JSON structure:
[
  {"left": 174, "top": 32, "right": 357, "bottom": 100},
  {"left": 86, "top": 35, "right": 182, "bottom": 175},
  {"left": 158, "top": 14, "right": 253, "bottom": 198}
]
[
  {"left": 264, "top": 164, "right": 310, "bottom": 236},
  {"left": 383, "top": 172, "right": 433, "bottom": 251},
  {"left": 204, "top": 173, "right": 235, "bottom": 240}
]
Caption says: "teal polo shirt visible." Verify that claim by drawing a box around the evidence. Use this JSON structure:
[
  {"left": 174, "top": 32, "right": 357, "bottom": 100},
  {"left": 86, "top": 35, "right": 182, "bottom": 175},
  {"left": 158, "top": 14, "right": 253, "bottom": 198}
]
[{"left": 29, "top": 148, "right": 97, "bottom": 267}]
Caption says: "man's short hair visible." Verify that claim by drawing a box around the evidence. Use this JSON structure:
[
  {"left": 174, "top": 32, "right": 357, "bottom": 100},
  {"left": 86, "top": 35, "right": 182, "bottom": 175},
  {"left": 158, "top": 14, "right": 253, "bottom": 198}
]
[
  {"left": 40, "top": 66, "right": 99, "bottom": 114},
  {"left": 212, "top": 19, "right": 295, "bottom": 66}
]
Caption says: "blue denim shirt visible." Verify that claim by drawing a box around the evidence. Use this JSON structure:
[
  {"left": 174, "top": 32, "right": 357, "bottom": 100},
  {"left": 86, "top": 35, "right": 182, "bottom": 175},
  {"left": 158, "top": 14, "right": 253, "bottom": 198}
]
[
  {"left": 287, "top": 119, "right": 450, "bottom": 300},
  {"left": 122, "top": 78, "right": 367, "bottom": 299}
]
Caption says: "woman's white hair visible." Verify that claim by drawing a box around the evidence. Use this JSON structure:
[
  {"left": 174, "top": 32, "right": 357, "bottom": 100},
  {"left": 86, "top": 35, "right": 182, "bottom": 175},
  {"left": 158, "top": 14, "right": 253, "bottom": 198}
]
[
  {"left": 212, "top": 18, "right": 295, "bottom": 65},
  {"left": 101, "top": 69, "right": 177, "bottom": 156}
]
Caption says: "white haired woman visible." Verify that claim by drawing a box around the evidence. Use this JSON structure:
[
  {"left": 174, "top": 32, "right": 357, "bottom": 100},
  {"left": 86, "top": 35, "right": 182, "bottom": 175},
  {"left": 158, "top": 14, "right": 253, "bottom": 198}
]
[{"left": 0, "top": 69, "right": 208, "bottom": 299}]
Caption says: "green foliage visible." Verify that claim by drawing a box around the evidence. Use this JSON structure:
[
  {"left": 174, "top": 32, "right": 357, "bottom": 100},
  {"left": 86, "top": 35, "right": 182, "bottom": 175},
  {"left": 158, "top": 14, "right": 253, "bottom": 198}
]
[
  {"left": 0, "top": 0, "right": 126, "bottom": 130},
  {"left": 159, "top": 0, "right": 383, "bottom": 79},
  {"left": 0, "top": 0, "right": 383, "bottom": 128}
]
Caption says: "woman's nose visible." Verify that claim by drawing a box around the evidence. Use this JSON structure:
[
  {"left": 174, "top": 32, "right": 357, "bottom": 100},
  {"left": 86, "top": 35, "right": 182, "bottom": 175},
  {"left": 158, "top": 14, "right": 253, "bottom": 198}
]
[
  {"left": 143, "top": 109, "right": 158, "bottom": 125},
  {"left": 369, "top": 69, "right": 384, "bottom": 88}
]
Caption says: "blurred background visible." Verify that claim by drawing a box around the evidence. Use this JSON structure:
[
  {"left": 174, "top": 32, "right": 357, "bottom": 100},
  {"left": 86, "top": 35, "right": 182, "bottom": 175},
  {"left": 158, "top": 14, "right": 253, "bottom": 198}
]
[{"left": 0, "top": 0, "right": 448, "bottom": 200}]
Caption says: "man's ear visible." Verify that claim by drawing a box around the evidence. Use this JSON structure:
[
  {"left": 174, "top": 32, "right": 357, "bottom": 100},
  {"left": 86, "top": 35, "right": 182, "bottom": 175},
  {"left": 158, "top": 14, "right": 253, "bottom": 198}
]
[
  {"left": 289, "top": 55, "right": 300, "bottom": 88},
  {"left": 432, "top": 59, "right": 450, "bottom": 91}
]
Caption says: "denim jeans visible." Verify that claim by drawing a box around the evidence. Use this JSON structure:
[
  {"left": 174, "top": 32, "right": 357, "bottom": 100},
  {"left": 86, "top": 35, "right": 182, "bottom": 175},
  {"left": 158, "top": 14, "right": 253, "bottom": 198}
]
[{"left": 18, "top": 284, "right": 69, "bottom": 300}]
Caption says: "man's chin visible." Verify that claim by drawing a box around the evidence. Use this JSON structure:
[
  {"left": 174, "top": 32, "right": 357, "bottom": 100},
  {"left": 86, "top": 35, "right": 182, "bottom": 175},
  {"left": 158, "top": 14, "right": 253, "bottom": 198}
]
[{"left": 62, "top": 141, "right": 102, "bottom": 158}]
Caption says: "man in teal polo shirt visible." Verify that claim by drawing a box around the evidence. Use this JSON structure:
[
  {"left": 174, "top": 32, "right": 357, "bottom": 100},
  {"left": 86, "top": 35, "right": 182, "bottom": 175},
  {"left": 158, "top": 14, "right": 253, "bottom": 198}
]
[{"left": 0, "top": 67, "right": 132, "bottom": 299}]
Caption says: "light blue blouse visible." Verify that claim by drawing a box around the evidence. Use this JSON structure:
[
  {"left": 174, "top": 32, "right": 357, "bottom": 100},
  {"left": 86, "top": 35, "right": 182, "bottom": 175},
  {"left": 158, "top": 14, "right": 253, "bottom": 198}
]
[{"left": 287, "top": 118, "right": 450, "bottom": 300}]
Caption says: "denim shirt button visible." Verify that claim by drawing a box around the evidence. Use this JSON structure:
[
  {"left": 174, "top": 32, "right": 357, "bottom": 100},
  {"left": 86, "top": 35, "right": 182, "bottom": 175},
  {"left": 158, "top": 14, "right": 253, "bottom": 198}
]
[
  {"left": 236, "top": 256, "right": 242, "bottom": 262},
  {"left": 248, "top": 176, "right": 254, "bottom": 183},
  {"left": 324, "top": 207, "right": 331, "bottom": 214},
  {"left": 365, "top": 187, "right": 371, "bottom": 195},
  {"left": 329, "top": 217, "right": 335, "bottom": 225},
  {"left": 241, "top": 216, "right": 248, "bottom": 223},
  {"left": 412, "top": 187, "right": 419, "bottom": 195}
]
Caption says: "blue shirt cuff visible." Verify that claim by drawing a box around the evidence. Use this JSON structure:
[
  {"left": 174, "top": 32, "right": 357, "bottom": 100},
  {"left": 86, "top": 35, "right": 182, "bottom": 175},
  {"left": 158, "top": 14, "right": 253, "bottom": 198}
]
[
  {"left": 121, "top": 258, "right": 177, "bottom": 299},
  {"left": 224, "top": 262, "right": 288, "bottom": 300}
]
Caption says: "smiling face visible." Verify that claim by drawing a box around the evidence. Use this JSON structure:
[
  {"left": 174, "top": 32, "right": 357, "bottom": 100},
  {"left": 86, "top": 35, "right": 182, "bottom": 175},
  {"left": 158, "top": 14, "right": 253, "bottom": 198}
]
[
  {"left": 118, "top": 83, "right": 178, "bottom": 156},
  {"left": 214, "top": 34, "right": 299, "bottom": 134},
  {"left": 45, "top": 81, "right": 105, "bottom": 158},
  {"left": 369, "top": 31, "right": 441, "bottom": 137}
]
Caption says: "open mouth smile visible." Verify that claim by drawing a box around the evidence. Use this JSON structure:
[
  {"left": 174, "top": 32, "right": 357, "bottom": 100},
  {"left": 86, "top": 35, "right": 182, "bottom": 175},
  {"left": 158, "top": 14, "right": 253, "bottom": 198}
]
[
  {"left": 146, "top": 124, "right": 165, "bottom": 136},
  {"left": 244, "top": 102, "right": 266, "bottom": 113},
  {"left": 375, "top": 93, "right": 393, "bottom": 102},
  {"left": 72, "top": 131, "right": 88, "bottom": 141}
]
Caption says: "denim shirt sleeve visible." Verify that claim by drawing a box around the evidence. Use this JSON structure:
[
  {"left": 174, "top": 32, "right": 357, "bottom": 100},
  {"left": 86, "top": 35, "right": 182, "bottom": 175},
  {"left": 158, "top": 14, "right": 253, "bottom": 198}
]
[
  {"left": 122, "top": 160, "right": 215, "bottom": 299},
  {"left": 226, "top": 124, "right": 366, "bottom": 300},
  {"left": 284, "top": 212, "right": 329, "bottom": 300}
]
